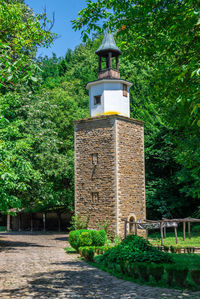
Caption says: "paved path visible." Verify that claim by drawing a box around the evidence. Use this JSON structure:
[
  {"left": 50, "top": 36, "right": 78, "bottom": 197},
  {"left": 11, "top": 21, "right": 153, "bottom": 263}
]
[{"left": 0, "top": 233, "right": 200, "bottom": 299}]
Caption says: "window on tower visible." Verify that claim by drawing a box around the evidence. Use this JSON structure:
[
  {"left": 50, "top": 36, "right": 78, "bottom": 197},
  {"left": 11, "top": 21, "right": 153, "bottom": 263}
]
[
  {"left": 94, "top": 95, "right": 101, "bottom": 105},
  {"left": 123, "top": 84, "right": 128, "bottom": 97}
]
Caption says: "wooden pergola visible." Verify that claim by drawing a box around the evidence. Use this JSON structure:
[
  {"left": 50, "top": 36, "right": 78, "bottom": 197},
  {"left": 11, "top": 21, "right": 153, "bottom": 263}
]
[
  {"left": 123, "top": 217, "right": 200, "bottom": 245},
  {"left": 5, "top": 206, "right": 69, "bottom": 232}
]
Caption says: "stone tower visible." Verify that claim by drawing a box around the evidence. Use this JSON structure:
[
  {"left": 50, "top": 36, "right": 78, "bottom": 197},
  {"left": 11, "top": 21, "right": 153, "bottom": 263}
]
[{"left": 74, "top": 30, "right": 146, "bottom": 237}]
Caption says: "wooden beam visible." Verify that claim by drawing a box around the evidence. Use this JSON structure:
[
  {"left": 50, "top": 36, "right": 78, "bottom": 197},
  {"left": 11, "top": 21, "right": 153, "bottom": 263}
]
[
  {"left": 183, "top": 221, "right": 186, "bottom": 241},
  {"left": 174, "top": 226, "right": 178, "bottom": 244},
  {"left": 7, "top": 214, "right": 11, "bottom": 232}
]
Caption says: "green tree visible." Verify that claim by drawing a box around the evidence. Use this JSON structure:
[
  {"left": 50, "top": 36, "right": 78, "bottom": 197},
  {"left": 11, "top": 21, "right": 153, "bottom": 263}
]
[
  {"left": 0, "top": 0, "right": 54, "bottom": 212},
  {"left": 0, "top": 0, "right": 55, "bottom": 93}
]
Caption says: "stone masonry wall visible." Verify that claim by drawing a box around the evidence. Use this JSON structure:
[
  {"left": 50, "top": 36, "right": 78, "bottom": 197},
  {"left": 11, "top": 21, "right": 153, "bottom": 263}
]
[
  {"left": 74, "top": 117, "right": 117, "bottom": 235},
  {"left": 74, "top": 115, "right": 146, "bottom": 237},
  {"left": 116, "top": 119, "right": 146, "bottom": 237}
]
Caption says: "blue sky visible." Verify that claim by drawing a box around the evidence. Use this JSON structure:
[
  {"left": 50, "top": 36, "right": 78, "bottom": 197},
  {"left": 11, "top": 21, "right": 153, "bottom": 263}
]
[{"left": 25, "top": 0, "right": 87, "bottom": 58}]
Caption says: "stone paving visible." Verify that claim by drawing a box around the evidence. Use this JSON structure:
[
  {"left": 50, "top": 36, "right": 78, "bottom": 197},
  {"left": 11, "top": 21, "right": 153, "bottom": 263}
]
[{"left": 0, "top": 233, "right": 200, "bottom": 299}]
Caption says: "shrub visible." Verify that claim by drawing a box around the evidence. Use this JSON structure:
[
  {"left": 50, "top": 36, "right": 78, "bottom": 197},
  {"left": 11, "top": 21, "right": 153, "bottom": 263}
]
[
  {"left": 79, "top": 246, "right": 95, "bottom": 262},
  {"left": 173, "top": 267, "right": 188, "bottom": 288},
  {"left": 149, "top": 263, "right": 164, "bottom": 282},
  {"left": 99, "top": 235, "right": 172, "bottom": 267},
  {"left": 190, "top": 269, "right": 200, "bottom": 287},
  {"left": 69, "top": 229, "right": 107, "bottom": 251},
  {"left": 70, "top": 212, "right": 90, "bottom": 230}
]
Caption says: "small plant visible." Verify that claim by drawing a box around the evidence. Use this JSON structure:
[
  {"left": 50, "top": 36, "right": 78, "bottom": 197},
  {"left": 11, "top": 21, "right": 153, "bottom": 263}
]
[
  {"left": 164, "top": 246, "right": 169, "bottom": 253},
  {"left": 97, "top": 219, "right": 110, "bottom": 233},
  {"left": 170, "top": 245, "right": 175, "bottom": 253},
  {"left": 70, "top": 212, "right": 90, "bottom": 230},
  {"left": 64, "top": 246, "right": 77, "bottom": 254}
]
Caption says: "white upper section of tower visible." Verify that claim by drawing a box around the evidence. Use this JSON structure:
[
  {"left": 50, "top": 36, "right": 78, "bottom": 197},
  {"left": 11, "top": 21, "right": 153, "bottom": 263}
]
[{"left": 86, "top": 79, "right": 132, "bottom": 118}]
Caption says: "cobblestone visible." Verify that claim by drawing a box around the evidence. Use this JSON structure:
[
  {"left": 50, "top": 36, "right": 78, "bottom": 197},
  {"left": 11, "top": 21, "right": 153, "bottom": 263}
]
[{"left": 0, "top": 232, "right": 200, "bottom": 298}]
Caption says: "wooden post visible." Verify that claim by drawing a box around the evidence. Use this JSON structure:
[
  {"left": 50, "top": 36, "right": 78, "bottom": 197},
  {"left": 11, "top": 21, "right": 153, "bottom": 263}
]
[
  {"left": 43, "top": 213, "right": 46, "bottom": 232},
  {"left": 18, "top": 214, "right": 21, "bottom": 232},
  {"left": 160, "top": 222, "right": 164, "bottom": 246},
  {"left": 30, "top": 213, "right": 33, "bottom": 232},
  {"left": 146, "top": 229, "right": 148, "bottom": 240},
  {"left": 183, "top": 221, "right": 186, "bottom": 241},
  {"left": 188, "top": 222, "right": 191, "bottom": 239},
  {"left": 7, "top": 214, "right": 11, "bottom": 232},
  {"left": 58, "top": 213, "right": 61, "bottom": 232},
  {"left": 108, "top": 52, "right": 112, "bottom": 68},
  {"left": 164, "top": 226, "right": 166, "bottom": 238},
  {"left": 135, "top": 223, "right": 137, "bottom": 236},
  {"left": 124, "top": 219, "right": 127, "bottom": 239},
  {"left": 116, "top": 56, "right": 119, "bottom": 71},
  {"left": 174, "top": 226, "right": 178, "bottom": 244}
]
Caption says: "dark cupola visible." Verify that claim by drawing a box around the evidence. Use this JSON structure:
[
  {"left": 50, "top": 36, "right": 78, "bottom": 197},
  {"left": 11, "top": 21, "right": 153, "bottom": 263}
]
[{"left": 96, "top": 30, "right": 121, "bottom": 79}]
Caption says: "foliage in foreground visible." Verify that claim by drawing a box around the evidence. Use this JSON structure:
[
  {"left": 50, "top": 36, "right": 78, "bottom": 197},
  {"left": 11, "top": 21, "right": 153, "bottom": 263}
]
[{"left": 90, "top": 236, "right": 200, "bottom": 290}]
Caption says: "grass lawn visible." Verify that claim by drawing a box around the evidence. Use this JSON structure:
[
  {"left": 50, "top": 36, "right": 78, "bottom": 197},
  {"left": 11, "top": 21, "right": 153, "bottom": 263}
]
[{"left": 149, "top": 231, "right": 200, "bottom": 247}]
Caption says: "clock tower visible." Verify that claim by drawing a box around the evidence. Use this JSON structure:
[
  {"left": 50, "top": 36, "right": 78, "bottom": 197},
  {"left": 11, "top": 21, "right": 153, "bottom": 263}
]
[{"left": 74, "top": 31, "right": 146, "bottom": 237}]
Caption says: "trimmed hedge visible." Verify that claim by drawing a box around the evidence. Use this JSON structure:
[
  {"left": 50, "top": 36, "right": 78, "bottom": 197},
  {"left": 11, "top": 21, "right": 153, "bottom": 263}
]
[{"left": 69, "top": 229, "right": 106, "bottom": 251}]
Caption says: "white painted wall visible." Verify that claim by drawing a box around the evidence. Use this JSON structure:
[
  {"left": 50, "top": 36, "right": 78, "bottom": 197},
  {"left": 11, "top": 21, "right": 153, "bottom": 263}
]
[{"left": 88, "top": 80, "right": 131, "bottom": 118}]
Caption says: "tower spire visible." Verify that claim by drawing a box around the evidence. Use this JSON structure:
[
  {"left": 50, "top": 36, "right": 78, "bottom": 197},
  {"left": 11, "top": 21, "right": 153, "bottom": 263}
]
[{"left": 96, "top": 30, "right": 121, "bottom": 79}]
